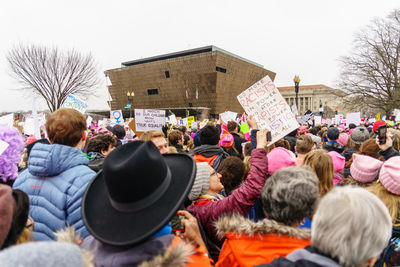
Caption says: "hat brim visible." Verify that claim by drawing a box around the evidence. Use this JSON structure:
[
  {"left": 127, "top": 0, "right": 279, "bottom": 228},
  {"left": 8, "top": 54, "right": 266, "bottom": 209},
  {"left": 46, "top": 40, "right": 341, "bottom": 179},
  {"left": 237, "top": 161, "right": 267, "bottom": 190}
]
[{"left": 82, "top": 153, "right": 196, "bottom": 246}]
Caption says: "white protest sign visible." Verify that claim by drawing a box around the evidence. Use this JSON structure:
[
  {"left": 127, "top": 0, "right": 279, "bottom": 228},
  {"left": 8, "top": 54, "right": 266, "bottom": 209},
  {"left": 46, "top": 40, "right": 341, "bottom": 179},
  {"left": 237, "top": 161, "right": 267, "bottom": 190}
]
[
  {"left": 369, "top": 118, "right": 376, "bottom": 124},
  {"left": 346, "top": 112, "right": 361, "bottom": 126},
  {"left": 111, "top": 110, "right": 124, "bottom": 124},
  {"left": 135, "top": 109, "right": 166, "bottom": 132},
  {"left": 179, "top": 118, "right": 188, "bottom": 127},
  {"left": 168, "top": 115, "right": 177, "bottom": 125},
  {"left": 314, "top": 116, "right": 322, "bottom": 125},
  {"left": 291, "top": 104, "right": 298, "bottom": 116},
  {"left": 237, "top": 75, "right": 299, "bottom": 144},
  {"left": 61, "top": 94, "right": 88, "bottom": 114},
  {"left": 0, "top": 113, "right": 14, "bottom": 127},
  {"left": 23, "top": 117, "right": 35, "bottom": 136},
  {"left": 335, "top": 115, "right": 341, "bottom": 124},
  {"left": 0, "top": 139, "right": 9, "bottom": 156},
  {"left": 220, "top": 111, "right": 237, "bottom": 123},
  {"left": 86, "top": 116, "right": 93, "bottom": 128}
]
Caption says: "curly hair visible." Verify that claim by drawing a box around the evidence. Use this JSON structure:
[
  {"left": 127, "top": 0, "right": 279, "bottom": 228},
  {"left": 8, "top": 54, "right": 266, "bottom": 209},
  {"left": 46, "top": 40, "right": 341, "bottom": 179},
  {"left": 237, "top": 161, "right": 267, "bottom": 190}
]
[
  {"left": 261, "top": 166, "right": 319, "bottom": 225},
  {"left": 86, "top": 134, "right": 117, "bottom": 154},
  {"left": 0, "top": 126, "right": 25, "bottom": 183},
  {"left": 218, "top": 157, "right": 245, "bottom": 194}
]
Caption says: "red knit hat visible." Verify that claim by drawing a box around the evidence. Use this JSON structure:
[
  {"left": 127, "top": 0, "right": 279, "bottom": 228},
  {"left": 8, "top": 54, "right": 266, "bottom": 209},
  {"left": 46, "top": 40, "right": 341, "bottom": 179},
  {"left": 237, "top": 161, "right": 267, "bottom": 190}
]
[
  {"left": 0, "top": 185, "right": 16, "bottom": 248},
  {"left": 373, "top": 120, "right": 387, "bottom": 133}
]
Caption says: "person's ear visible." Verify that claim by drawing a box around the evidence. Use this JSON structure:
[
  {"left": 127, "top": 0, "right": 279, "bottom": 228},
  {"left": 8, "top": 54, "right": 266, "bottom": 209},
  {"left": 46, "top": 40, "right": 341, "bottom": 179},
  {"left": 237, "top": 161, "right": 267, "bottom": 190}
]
[
  {"left": 295, "top": 146, "right": 298, "bottom": 153},
  {"left": 364, "top": 256, "right": 378, "bottom": 267},
  {"left": 81, "top": 131, "right": 86, "bottom": 141}
]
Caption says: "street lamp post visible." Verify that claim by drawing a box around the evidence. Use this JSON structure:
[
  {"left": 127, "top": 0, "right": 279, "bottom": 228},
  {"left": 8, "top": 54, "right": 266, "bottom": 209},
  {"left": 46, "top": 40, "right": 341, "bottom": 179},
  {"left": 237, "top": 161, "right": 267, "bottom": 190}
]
[
  {"left": 293, "top": 75, "right": 300, "bottom": 112},
  {"left": 126, "top": 91, "right": 134, "bottom": 118}
]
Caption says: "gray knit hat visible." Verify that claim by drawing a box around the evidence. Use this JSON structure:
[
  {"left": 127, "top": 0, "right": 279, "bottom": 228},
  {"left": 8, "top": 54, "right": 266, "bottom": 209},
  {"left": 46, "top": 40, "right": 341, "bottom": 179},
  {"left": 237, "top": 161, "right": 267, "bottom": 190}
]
[
  {"left": 310, "top": 135, "right": 321, "bottom": 145},
  {"left": 0, "top": 241, "right": 85, "bottom": 267},
  {"left": 350, "top": 127, "right": 370, "bottom": 144},
  {"left": 188, "top": 162, "right": 210, "bottom": 201}
]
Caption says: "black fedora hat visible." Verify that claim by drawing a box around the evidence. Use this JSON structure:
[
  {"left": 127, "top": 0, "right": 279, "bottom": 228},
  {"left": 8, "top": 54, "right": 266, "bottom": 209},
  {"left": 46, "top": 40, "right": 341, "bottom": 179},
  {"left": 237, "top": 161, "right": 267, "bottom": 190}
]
[{"left": 82, "top": 141, "right": 196, "bottom": 246}]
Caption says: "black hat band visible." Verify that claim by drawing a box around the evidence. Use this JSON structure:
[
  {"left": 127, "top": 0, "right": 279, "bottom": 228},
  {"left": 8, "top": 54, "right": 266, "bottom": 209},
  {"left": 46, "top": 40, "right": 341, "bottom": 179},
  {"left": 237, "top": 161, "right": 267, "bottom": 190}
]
[{"left": 108, "top": 168, "right": 172, "bottom": 213}]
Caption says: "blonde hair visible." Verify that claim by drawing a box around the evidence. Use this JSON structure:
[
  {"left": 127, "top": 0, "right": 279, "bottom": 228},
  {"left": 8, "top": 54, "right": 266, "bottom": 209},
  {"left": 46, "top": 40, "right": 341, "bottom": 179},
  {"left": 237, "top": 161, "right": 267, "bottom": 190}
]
[
  {"left": 303, "top": 149, "right": 334, "bottom": 197},
  {"left": 140, "top": 130, "right": 165, "bottom": 141},
  {"left": 368, "top": 181, "right": 400, "bottom": 226}
]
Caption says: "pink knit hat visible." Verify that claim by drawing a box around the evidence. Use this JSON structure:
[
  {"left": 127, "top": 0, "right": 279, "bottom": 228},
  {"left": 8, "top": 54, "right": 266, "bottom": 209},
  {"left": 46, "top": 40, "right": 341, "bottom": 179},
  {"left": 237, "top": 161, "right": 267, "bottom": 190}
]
[
  {"left": 328, "top": 151, "right": 345, "bottom": 173},
  {"left": 350, "top": 154, "right": 383, "bottom": 183},
  {"left": 379, "top": 156, "right": 400, "bottom": 195},
  {"left": 218, "top": 128, "right": 234, "bottom": 148},
  {"left": 267, "top": 147, "right": 296, "bottom": 175},
  {"left": 337, "top": 133, "right": 349, "bottom": 147}
]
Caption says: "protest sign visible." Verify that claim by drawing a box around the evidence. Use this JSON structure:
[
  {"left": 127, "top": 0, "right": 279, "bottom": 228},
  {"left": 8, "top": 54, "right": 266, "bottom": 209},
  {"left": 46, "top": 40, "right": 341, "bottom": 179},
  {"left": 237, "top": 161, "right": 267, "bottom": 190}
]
[
  {"left": 346, "top": 112, "right": 361, "bottom": 126},
  {"left": 291, "top": 104, "right": 298, "bottom": 116},
  {"left": 335, "top": 115, "right": 342, "bottom": 124},
  {"left": 0, "top": 139, "right": 9, "bottom": 156},
  {"left": 376, "top": 113, "right": 381, "bottom": 121},
  {"left": 179, "top": 118, "right": 188, "bottom": 127},
  {"left": 168, "top": 115, "right": 177, "bottom": 125},
  {"left": 341, "top": 119, "right": 347, "bottom": 125},
  {"left": 237, "top": 75, "right": 299, "bottom": 144},
  {"left": 0, "top": 113, "right": 14, "bottom": 127},
  {"left": 61, "top": 94, "right": 88, "bottom": 114},
  {"left": 240, "top": 123, "right": 250, "bottom": 134},
  {"left": 314, "top": 116, "right": 322, "bottom": 126},
  {"left": 23, "top": 117, "right": 35, "bottom": 136},
  {"left": 220, "top": 111, "right": 237, "bottom": 123},
  {"left": 111, "top": 110, "right": 124, "bottom": 124},
  {"left": 186, "top": 116, "right": 195, "bottom": 128},
  {"left": 86, "top": 116, "right": 93, "bottom": 128},
  {"left": 135, "top": 109, "right": 166, "bottom": 132}
]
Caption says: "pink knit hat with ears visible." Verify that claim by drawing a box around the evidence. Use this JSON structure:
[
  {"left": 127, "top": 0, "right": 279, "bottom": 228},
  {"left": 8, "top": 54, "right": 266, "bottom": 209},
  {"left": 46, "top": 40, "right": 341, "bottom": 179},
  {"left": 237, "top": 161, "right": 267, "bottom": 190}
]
[
  {"left": 350, "top": 154, "right": 383, "bottom": 183},
  {"left": 328, "top": 151, "right": 345, "bottom": 173},
  {"left": 379, "top": 156, "right": 400, "bottom": 195},
  {"left": 267, "top": 147, "right": 296, "bottom": 175},
  {"left": 337, "top": 133, "right": 349, "bottom": 147}
]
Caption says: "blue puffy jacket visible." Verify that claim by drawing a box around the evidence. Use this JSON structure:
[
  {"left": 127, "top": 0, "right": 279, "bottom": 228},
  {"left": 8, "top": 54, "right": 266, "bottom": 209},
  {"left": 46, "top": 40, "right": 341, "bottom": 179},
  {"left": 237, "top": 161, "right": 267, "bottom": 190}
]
[{"left": 13, "top": 143, "right": 95, "bottom": 241}]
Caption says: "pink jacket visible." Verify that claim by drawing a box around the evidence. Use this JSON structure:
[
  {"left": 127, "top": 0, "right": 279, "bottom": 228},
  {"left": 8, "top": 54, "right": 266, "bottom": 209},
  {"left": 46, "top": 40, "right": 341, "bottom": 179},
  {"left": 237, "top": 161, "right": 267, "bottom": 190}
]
[{"left": 187, "top": 148, "right": 268, "bottom": 261}]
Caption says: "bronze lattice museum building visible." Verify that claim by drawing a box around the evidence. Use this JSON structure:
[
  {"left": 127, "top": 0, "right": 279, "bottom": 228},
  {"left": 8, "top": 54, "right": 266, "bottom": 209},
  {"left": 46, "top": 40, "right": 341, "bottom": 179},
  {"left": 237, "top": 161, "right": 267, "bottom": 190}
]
[{"left": 106, "top": 46, "right": 275, "bottom": 116}]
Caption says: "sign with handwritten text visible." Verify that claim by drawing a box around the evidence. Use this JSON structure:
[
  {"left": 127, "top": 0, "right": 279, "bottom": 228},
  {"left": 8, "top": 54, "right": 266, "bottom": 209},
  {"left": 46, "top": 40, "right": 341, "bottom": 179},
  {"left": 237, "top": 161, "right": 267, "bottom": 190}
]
[
  {"left": 135, "top": 109, "right": 166, "bottom": 132},
  {"left": 61, "top": 94, "right": 88, "bottom": 114},
  {"left": 237, "top": 75, "right": 299, "bottom": 144}
]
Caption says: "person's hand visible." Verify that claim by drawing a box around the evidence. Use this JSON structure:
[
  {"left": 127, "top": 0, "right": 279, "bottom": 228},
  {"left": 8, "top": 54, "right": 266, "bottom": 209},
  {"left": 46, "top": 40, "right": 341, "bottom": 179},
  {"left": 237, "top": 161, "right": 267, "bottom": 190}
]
[
  {"left": 256, "top": 129, "right": 270, "bottom": 149},
  {"left": 247, "top": 115, "right": 258, "bottom": 130},
  {"left": 376, "top": 133, "right": 393, "bottom": 151},
  {"left": 176, "top": 210, "right": 206, "bottom": 248}
]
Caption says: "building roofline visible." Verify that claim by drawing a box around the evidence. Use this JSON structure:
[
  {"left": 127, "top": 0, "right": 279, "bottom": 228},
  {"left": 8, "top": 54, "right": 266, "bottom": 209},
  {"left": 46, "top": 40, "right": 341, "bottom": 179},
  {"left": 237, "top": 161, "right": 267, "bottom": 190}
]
[
  {"left": 277, "top": 84, "right": 330, "bottom": 90},
  {"left": 121, "top": 45, "right": 264, "bottom": 68}
]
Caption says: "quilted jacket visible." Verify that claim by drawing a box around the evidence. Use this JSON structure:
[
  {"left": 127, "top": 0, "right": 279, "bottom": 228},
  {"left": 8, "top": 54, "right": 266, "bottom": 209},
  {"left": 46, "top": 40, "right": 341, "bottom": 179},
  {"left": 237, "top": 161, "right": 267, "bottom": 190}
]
[{"left": 13, "top": 143, "right": 95, "bottom": 241}]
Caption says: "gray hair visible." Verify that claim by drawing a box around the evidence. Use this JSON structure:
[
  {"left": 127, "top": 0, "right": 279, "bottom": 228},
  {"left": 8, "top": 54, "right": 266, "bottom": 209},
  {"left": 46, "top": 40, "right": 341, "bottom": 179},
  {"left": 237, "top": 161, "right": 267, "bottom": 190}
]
[
  {"left": 261, "top": 166, "right": 319, "bottom": 225},
  {"left": 311, "top": 186, "right": 392, "bottom": 267}
]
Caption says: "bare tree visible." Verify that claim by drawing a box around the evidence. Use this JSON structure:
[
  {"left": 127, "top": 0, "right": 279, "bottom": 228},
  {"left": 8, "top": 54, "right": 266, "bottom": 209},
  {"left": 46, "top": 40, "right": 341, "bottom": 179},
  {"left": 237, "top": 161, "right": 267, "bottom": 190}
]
[
  {"left": 7, "top": 44, "right": 101, "bottom": 112},
  {"left": 338, "top": 9, "right": 400, "bottom": 116}
]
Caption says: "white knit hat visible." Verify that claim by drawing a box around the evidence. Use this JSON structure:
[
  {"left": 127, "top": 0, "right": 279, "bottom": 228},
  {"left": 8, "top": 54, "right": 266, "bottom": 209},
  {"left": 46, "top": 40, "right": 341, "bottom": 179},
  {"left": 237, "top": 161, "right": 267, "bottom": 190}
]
[{"left": 188, "top": 162, "right": 210, "bottom": 201}]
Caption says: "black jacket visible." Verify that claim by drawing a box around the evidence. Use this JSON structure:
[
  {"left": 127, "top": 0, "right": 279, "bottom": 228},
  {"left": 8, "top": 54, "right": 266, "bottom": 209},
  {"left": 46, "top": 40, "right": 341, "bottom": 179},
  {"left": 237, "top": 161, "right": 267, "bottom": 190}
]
[
  {"left": 230, "top": 132, "right": 247, "bottom": 155},
  {"left": 323, "top": 142, "right": 344, "bottom": 154},
  {"left": 379, "top": 147, "right": 399, "bottom": 161}
]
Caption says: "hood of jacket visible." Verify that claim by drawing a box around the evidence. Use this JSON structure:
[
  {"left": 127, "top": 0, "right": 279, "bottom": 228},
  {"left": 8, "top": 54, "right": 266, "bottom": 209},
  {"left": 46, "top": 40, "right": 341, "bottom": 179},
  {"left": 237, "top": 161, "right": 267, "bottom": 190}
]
[
  {"left": 28, "top": 143, "right": 89, "bottom": 177},
  {"left": 215, "top": 214, "right": 311, "bottom": 240},
  {"left": 191, "top": 144, "right": 227, "bottom": 158},
  {"left": 286, "top": 246, "right": 341, "bottom": 267}
]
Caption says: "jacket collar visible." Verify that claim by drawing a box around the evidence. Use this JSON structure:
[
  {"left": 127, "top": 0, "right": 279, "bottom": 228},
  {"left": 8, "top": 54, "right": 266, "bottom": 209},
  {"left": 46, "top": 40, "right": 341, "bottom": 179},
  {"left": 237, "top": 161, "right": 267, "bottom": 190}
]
[{"left": 215, "top": 214, "right": 311, "bottom": 239}]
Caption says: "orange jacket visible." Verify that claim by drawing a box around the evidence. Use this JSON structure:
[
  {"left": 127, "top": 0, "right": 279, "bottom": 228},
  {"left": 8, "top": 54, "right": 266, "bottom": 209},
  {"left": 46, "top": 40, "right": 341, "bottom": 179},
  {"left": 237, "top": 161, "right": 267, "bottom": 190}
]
[
  {"left": 216, "top": 232, "right": 310, "bottom": 267},
  {"left": 193, "top": 153, "right": 218, "bottom": 166},
  {"left": 170, "top": 235, "right": 214, "bottom": 267}
]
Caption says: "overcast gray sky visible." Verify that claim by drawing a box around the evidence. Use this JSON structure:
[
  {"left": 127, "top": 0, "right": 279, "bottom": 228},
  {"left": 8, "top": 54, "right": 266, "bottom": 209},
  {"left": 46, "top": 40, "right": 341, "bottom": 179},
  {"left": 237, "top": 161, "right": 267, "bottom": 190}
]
[{"left": 1, "top": 0, "right": 399, "bottom": 112}]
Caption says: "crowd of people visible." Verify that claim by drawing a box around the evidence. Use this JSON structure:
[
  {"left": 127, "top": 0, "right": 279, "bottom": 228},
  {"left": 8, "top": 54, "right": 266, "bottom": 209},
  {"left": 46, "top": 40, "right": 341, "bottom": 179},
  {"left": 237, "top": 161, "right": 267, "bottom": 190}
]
[{"left": 0, "top": 107, "right": 399, "bottom": 267}]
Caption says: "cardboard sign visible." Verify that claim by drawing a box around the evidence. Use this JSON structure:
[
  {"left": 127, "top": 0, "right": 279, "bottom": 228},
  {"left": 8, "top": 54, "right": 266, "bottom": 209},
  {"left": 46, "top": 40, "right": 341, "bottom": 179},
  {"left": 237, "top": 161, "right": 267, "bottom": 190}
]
[
  {"left": 237, "top": 75, "right": 299, "bottom": 144},
  {"left": 62, "top": 94, "right": 88, "bottom": 114},
  {"left": 135, "top": 109, "right": 166, "bottom": 132},
  {"left": 220, "top": 111, "right": 237, "bottom": 123},
  {"left": 0, "top": 113, "right": 14, "bottom": 127},
  {"left": 346, "top": 112, "right": 361, "bottom": 126},
  {"left": 186, "top": 116, "right": 195, "bottom": 128},
  {"left": 128, "top": 118, "right": 144, "bottom": 137}
]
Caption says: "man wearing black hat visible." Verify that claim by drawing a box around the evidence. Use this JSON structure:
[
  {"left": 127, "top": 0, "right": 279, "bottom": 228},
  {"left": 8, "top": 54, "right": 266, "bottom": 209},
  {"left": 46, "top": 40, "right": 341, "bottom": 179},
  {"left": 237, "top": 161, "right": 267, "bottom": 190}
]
[
  {"left": 323, "top": 127, "right": 344, "bottom": 153},
  {"left": 80, "top": 141, "right": 213, "bottom": 266}
]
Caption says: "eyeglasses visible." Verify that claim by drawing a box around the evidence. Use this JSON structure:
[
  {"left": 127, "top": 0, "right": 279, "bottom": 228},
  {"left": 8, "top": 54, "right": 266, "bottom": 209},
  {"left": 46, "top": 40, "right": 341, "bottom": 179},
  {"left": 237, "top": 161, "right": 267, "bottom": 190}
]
[{"left": 210, "top": 169, "right": 218, "bottom": 177}]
